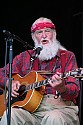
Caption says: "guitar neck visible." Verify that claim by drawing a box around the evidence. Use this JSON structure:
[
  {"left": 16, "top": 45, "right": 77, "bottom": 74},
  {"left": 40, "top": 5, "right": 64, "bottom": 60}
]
[
  {"left": 20, "top": 68, "right": 83, "bottom": 93},
  {"left": 26, "top": 78, "right": 49, "bottom": 91}
]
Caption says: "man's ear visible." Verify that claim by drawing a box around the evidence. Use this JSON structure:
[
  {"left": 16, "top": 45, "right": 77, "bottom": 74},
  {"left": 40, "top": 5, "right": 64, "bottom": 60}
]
[
  {"left": 53, "top": 30, "right": 57, "bottom": 38},
  {"left": 31, "top": 33, "right": 35, "bottom": 41}
]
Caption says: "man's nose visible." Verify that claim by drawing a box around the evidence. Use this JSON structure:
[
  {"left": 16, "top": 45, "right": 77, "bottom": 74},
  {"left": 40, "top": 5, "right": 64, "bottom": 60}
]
[{"left": 42, "top": 31, "right": 47, "bottom": 38}]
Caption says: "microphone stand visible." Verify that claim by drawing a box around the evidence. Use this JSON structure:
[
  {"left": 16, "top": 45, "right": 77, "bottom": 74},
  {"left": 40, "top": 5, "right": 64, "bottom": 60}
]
[
  {"left": 3, "top": 30, "right": 36, "bottom": 124},
  {"left": 6, "top": 36, "right": 13, "bottom": 125}
]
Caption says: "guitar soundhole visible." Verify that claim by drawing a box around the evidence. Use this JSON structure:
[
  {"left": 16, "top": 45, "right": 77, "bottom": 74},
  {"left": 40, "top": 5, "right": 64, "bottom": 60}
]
[
  {"left": 18, "top": 85, "right": 26, "bottom": 95},
  {"left": 17, "top": 92, "right": 27, "bottom": 100},
  {"left": 11, "top": 85, "right": 27, "bottom": 105},
  {"left": 11, "top": 92, "right": 27, "bottom": 105}
]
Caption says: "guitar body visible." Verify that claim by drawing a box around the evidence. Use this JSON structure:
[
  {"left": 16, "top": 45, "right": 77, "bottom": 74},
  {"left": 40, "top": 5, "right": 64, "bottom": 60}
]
[
  {"left": 12, "top": 71, "right": 45, "bottom": 112},
  {"left": 0, "top": 89, "right": 6, "bottom": 118},
  {"left": 0, "top": 71, "right": 45, "bottom": 118}
]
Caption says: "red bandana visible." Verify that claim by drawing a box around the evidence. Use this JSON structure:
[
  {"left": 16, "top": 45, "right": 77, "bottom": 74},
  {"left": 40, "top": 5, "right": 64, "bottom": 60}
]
[{"left": 31, "top": 22, "right": 55, "bottom": 32}]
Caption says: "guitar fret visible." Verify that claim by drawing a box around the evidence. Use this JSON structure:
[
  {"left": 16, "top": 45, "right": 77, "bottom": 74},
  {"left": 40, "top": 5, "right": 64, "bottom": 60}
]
[
  {"left": 26, "top": 85, "right": 30, "bottom": 91},
  {"left": 30, "top": 84, "right": 33, "bottom": 89},
  {"left": 38, "top": 80, "right": 44, "bottom": 87},
  {"left": 42, "top": 79, "right": 48, "bottom": 85},
  {"left": 34, "top": 81, "right": 42, "bottom": 88},
  {"left": 34, "top": 82, "right": 39, "bottom": 88},
  {"left": 27, "top": 79, "right": 49, "bottom": 90}
]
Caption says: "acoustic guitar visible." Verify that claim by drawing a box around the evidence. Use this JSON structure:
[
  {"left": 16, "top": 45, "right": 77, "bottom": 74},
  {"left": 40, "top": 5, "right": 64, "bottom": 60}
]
[{"left": 0, "top": 69, "right": 82, "bottom": 118}]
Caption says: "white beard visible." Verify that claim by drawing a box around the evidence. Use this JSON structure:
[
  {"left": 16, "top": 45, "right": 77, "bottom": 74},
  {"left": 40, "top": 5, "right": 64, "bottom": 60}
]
[{"left": 34, "top": 35, "right": 66, "bottom": 61}]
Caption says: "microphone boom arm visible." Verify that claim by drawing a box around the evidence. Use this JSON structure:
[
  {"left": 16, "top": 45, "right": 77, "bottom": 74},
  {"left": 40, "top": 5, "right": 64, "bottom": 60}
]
[{"left": 3, "top": 30, "right": 34, "bottom": 49}]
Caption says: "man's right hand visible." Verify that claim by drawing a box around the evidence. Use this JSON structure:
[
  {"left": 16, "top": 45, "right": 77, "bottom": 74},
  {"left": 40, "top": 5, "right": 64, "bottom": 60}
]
[{"left": 6, "top": 80, "right": 21, "bottom": 97}]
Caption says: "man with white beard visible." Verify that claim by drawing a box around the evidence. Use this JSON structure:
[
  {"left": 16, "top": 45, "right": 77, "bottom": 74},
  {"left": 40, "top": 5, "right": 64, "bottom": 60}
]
[{"left": 0, "top": 17, "right": 80, "bottom": 125}]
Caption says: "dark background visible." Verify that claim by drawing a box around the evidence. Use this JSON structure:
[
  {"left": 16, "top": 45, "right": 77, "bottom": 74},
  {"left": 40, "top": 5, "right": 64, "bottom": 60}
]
[
  {"left": 0, "top": 0, "right": 83, "bottom": 67},
  {"left": 0, "top": 0, "right": 83, "bottom": 124}
]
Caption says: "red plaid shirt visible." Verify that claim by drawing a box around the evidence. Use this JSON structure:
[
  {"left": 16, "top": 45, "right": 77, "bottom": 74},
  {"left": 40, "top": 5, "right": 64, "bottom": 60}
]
[{"left": 0, "top": 49, "right": 80, "bottom": 104}]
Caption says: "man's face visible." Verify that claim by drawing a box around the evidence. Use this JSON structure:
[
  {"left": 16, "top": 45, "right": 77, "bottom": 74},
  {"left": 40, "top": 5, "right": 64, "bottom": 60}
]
[
  {"left": 32, "top": 28, "right": 59, "bottom": 61},
  {"left": 34, "top": 28, "right": 54, "bottom": 46}
]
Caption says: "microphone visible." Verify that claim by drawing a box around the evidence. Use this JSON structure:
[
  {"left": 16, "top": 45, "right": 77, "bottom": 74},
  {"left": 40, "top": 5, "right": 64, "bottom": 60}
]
[
  {"left": 35, "top": 46, "right": 43, "bottom": 58},
  {"left": 3, "top": 30, "right": 15, "bottom": 38}
]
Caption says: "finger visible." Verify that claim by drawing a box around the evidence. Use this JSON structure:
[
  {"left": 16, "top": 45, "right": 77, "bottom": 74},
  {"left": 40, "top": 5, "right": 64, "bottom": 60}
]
[
  {"left": 12, "top": 81, "right": 20, "bottom": 91},
  {"left": 11, "top": 93, "right": 17, "bottom": 97},
  {"left": 16, "top": 83, "right": 20, "bottom": 90},
  {"left": 11, "top": 90, "right": 19, "bottom": 97},
  {"left": 52, "top": 75, "right": 61, "bottom": 82}
]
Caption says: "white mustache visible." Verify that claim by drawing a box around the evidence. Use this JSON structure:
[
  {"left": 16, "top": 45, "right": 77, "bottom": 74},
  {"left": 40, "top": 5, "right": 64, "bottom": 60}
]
[{"left": 40, "top": 38, "right": 50, "bottom": 43}]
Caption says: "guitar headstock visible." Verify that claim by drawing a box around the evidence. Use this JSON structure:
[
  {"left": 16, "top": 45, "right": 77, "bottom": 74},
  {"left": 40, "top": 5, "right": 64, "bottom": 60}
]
[{"left": 63, "top": 68, "right": 83, "bottom": 78}]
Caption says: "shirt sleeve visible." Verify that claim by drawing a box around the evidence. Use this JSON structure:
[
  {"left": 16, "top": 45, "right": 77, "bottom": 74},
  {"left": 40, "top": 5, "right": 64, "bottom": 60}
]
[
  {"left": 0, "top": 51, "right": 25, "bottom": 88},
  {"left": 0, "top": 50, "right": 35, "bottom": 89},
  {"left": 60, "top": 51, "right": 80, "bottom": 103}
]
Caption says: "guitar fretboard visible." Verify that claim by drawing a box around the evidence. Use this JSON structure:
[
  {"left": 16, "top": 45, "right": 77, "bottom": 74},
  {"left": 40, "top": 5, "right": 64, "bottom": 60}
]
[
  {"left": 21, "top": 68, "right": 83, "bottom": 93},
  {"left": 26, "top": 79, "right": 49, "bottom": 91}
]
